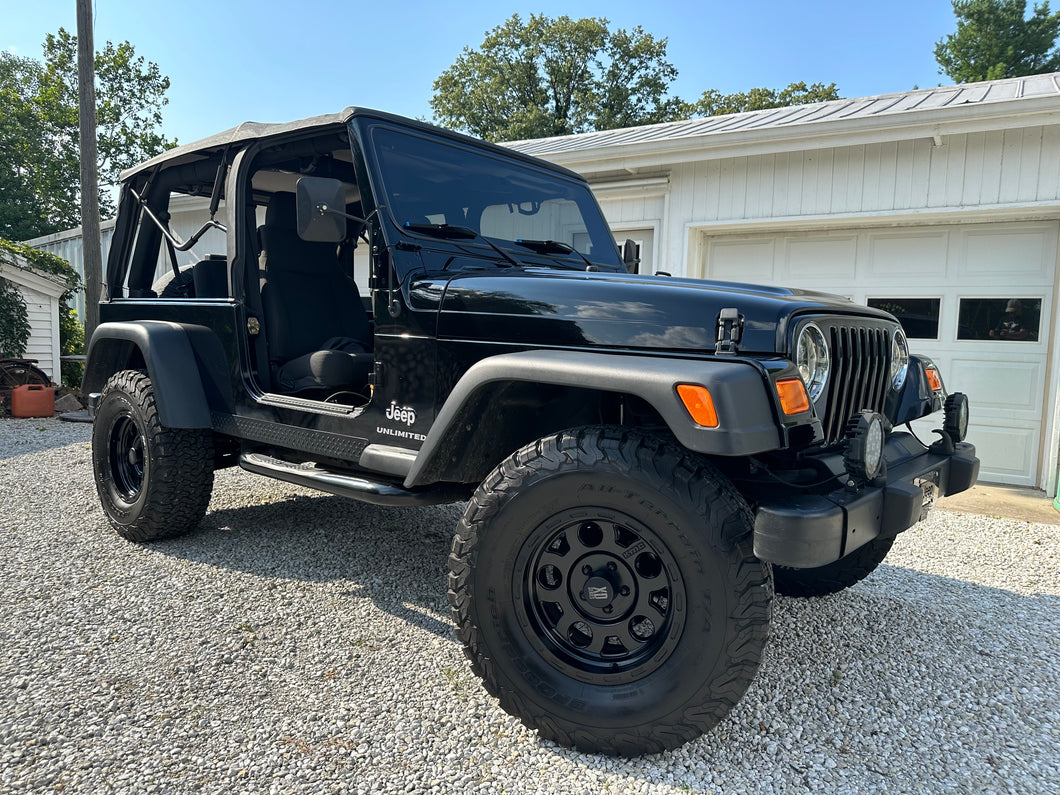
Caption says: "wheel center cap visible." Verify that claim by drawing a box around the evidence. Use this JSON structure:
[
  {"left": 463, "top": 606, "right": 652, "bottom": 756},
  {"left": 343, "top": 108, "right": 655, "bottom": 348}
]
[{"left": 583, "top": 576, "right": 613, "bottom": 605}]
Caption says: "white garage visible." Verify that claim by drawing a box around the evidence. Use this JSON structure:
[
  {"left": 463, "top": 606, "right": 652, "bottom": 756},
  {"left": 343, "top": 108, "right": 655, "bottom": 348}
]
[
  {"left": 510, "top": 73, "right": 1060, "bottom": 493},
  {"left": 700, "top": 221, "right": 1055, "bottom": 486}
]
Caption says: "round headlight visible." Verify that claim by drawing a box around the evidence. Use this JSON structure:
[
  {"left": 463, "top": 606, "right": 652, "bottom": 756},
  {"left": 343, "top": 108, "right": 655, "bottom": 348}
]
[
  {"left": 844, "top": 411, "right": 886, "bottom": 482},
  {"left": 796, "top": 323, "right": 830, "bottom": 402},
  {"left": 890, "top": 328, "right": 910, "bottom": 390}
]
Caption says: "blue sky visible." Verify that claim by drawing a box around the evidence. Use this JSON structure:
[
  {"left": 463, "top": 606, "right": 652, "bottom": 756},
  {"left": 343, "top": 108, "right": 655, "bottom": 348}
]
[{"left": 5, "top": 0, "right": 959, "bottom": 145}]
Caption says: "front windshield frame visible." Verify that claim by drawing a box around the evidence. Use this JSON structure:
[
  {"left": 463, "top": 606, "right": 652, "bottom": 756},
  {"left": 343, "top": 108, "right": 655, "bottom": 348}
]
[{"left": 360, "top": 122, "right": 623, "bottom": 271}]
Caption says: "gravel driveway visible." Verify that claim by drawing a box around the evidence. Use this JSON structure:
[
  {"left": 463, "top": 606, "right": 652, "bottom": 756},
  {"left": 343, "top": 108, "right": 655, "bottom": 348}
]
[{"left": 2, "top": 418, "right": 1058, "bottom": 794}]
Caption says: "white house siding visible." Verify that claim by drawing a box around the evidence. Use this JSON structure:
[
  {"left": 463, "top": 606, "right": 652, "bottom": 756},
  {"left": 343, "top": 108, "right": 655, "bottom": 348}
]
[
  {"left": 0, "top": 262, "right": 65, "bottom": 382},
  {"left": 593, "top": 178, "right": 669, "bottom": 275},
  {"left": 654, "top": 127, "right": 1060, "bottom": 276},
  {"left": 20, "top": 283, "right": 61, "bottom": 380},
  {"left": 158, "top": 196, "right": 228, "bottom": 281}
]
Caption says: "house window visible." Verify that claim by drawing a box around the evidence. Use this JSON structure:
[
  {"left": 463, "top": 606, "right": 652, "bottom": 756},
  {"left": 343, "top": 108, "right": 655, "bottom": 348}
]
[
  {"left": 866, "top": 298, "right": 941, "bottom": 339},
  {"left": 957, "top": 297, "right": 1041, "bottom": 341}
]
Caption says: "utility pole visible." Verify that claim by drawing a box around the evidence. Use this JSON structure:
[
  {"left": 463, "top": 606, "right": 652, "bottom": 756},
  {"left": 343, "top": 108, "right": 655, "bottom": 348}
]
[{"left": 76, "top": 0, "right": 102, "bottom": 338}]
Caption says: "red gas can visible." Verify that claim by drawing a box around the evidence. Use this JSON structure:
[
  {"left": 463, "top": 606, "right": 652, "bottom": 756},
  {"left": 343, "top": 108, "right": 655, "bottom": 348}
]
[{"left": 11, "top": 384, "right": 55, "bottom": 418}]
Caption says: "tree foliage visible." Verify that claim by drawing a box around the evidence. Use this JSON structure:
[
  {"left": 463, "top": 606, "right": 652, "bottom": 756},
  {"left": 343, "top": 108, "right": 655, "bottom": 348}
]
[
  {"left": 935, "top": 0, "right": 1060, "bottom": 82},
  {"left": 431, "top": 14, "right": 682, "bottom": 142},
  {"left": 431, "top": 15, "right": 841, "bottom": 141},
  {"left": 0, "top": 28, "right": 174, "bottom": 241},
  {"left": 0, "top": 54, "right": 49, "bottom": 241},
  {"left": 689, "top": 81, "right": 841, "bottom": 117}
]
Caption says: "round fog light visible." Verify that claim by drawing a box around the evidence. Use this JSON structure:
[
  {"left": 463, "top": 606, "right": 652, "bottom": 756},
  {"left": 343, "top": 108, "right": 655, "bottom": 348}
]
[
  {"left": 944, "top": 393, "right": 969, "bottom": 442},
  {"left": 844, "top": 411, "right": 885, "bottom": 482}
]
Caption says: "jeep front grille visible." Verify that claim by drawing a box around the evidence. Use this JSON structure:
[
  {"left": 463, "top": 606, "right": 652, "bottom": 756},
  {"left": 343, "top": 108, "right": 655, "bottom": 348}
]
[{"left": 819, "top": 323, "right": 891, "bottom": 446}]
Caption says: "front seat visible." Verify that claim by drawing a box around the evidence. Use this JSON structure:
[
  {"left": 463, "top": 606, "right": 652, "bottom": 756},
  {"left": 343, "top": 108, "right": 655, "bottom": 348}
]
[{"left": 259, "top": 192, "right": 373, "bottom": 393}]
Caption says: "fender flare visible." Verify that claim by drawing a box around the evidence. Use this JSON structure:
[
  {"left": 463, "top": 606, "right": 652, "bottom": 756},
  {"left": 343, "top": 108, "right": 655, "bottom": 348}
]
[
  {"left": 83, "top": 321, "right": 213, "bottom": 428},
  {"left": 887, "top": 354, "right": 946, "bottom": 425},
  {"left": 404, "top": 349, "right": 782, "bottom": 488}
]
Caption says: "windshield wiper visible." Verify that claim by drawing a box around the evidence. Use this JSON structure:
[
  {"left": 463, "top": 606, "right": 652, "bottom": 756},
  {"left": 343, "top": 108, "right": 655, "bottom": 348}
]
[
  {"left": 403, "top": 222, "right": 520, "bottom": 267},
  {"left": 514, "top": 238, "right": 597, "bottom": 271},
  {"left": 403, "top": 222, "right": 476, "bottom": 239}
]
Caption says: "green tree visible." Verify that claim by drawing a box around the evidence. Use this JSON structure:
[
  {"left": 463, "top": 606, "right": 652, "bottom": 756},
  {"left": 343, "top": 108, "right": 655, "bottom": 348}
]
[
  {"left": 0, "top": 54, "right": 50, "bottom": 241},
  {"left": 431, "top": 14, "right": 682, "bottom": 142},
  {"left": 0, "top": 28, "right": 174, "bottom": 241},
  {"left": 688, "top": 81, "right": 841, "bottom": 117},
  {"left": 935, "top": 0, "right": 1060, "bottom": 82}
]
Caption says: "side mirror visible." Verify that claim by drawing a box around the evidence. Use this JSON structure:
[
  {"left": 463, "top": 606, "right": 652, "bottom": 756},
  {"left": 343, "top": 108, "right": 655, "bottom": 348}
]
[
  {"left": 621, "top": 239, "right": 640, "bottom": 274},
  {"left": 296, "top": 176, "right": 346, "bottom": 242}
]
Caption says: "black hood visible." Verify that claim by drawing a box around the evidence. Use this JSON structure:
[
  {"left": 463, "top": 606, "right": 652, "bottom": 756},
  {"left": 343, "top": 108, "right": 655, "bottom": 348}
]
[{"left": 434, "top": 269, "right": 895, "bottom": 355}]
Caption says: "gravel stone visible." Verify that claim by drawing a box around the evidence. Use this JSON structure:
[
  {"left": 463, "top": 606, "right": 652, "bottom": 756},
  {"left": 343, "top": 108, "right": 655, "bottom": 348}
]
[{"left": 1, "top": 417, "right": 1058, "bottom": 794}]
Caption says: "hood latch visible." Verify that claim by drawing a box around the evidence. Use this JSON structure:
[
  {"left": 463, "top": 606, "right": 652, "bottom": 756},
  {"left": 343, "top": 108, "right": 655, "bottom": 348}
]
[{"left": 715, "top": 308, "right": 744, "bottom": 354}]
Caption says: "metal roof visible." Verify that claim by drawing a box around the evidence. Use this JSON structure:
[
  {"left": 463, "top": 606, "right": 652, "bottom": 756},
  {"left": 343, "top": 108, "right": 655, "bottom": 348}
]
[{"left": 505, "top": 73, "right": 1060, "bottom": 159}]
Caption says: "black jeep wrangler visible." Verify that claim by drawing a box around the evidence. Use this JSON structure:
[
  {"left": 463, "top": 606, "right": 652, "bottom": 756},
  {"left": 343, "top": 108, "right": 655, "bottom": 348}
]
[{"left": 83, "top": 108, "right": 979, "bottom": 755}]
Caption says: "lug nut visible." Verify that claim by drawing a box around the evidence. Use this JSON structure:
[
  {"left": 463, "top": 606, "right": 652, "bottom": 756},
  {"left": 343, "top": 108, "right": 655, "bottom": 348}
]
[
  {"left": 582, "top": 565, "right": 592, "bottom": 575},
  {"left": 619, "top": 586, "right": 630, "bottom": 597},
  {"left": 606, "top": 562, "right": 617, "bottom": 572},
  {"left": 603, "top": 605, "right": 613, "bottom": 614}
]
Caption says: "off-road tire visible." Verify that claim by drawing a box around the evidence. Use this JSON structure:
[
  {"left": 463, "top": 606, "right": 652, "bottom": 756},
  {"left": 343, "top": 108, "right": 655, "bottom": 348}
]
[
  {"left": 448, "top": 426, "right": 773, "bottom": 756},
  {"left": 92, "top": 370, "right": 214, "bottom": 541},
  {"left": 772, "top": 536, "right": 895, "bottom": 598}
]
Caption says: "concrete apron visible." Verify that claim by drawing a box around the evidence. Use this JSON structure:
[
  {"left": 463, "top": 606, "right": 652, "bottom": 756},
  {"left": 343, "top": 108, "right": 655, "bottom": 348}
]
[{"left": 937, "top": 483, "right": 1060, "bottom": 525}]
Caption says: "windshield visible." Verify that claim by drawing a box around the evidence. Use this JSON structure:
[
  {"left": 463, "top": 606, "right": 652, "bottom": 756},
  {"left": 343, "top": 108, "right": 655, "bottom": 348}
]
[{"left": 369, "top": 126, "right": 622, "bottom": 270}]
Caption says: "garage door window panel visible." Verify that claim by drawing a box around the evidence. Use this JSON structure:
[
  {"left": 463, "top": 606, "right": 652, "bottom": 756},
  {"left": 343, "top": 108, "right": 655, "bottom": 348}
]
[
  {"left": 957, "top": 298, "right": 1041, "bottom": 342},
  {"left": 866, "top": 298, "right": 941, "bottom": 340}
]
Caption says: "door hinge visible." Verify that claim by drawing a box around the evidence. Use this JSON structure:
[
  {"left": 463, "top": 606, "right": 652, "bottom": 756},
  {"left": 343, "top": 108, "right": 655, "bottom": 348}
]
[{"left": 368, "top": 364, "right": 384, "bottom": 388}]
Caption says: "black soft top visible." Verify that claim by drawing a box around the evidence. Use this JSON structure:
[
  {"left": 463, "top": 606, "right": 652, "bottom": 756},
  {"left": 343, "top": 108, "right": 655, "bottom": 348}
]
[{"left": 120, "top": 107, "right": 587, "bottom": 183}]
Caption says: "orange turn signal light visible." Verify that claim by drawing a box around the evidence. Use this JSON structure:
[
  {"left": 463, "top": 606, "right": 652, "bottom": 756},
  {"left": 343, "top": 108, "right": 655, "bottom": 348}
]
[
  {"left": 677, "top": 384, "right": 719, "bottom": 428},
  {"left": 776, "top": 378, "right": 811, "bottom": 415},
  {"left": 925, "top": 367, "right": 943, "bottom": 392}
]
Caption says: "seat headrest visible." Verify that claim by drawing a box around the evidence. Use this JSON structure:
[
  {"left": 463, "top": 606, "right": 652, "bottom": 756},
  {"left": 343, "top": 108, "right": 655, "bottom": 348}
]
[{"left": 264, "top": 192, "right": 297, "bottom": 231}]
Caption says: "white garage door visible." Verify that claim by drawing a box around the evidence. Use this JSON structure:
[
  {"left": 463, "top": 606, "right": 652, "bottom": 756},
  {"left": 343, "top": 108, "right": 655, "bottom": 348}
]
[{"left": 699, "top": 221, "right": 1057, "bottom": 487}]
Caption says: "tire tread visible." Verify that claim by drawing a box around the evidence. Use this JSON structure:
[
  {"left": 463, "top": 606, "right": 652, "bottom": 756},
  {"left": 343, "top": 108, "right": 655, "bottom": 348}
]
[
  {"left": 93, "top": 370, "right": 214, "bottom": 542},
  {"left": 448, "top": 425, "right": 773, "bottom": 755}
]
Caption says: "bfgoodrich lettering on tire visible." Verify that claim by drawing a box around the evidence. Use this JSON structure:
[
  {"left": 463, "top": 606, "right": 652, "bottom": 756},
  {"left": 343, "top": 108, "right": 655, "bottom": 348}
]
[
  {"left": 448, "top": 426, "right": 773, "bottom": 755},
  {"left": 92, "top": 370, "right": 215, "bottom": 542}
]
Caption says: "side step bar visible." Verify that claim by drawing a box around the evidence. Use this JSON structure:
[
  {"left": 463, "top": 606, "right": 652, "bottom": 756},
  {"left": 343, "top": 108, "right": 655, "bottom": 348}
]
[{"left": 239, "top": 453, "right": 467, "bottom": 507}]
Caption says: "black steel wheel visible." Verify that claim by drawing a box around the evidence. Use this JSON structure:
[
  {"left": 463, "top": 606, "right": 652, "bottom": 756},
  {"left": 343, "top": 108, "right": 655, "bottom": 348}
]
[
  {"left": 449, "top": 426, "right": 773, "bottom": 756},
  {"left": 92, "top": 370, "right": 214, "bottom": 541},
  {"left": 518, "top": 510, "right": 685, "bottom": 684},
  {"left": 107, "top": 414, "right": 146, "bottom": 502},
  {"left": 773, "top": 536, "right": 895, "bottom": 597}
]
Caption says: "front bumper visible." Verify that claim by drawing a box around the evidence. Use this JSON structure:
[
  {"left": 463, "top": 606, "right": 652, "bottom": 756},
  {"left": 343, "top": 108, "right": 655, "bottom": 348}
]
[{"left": 753, "top": 432, "right": 979, "bottom": 569}]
